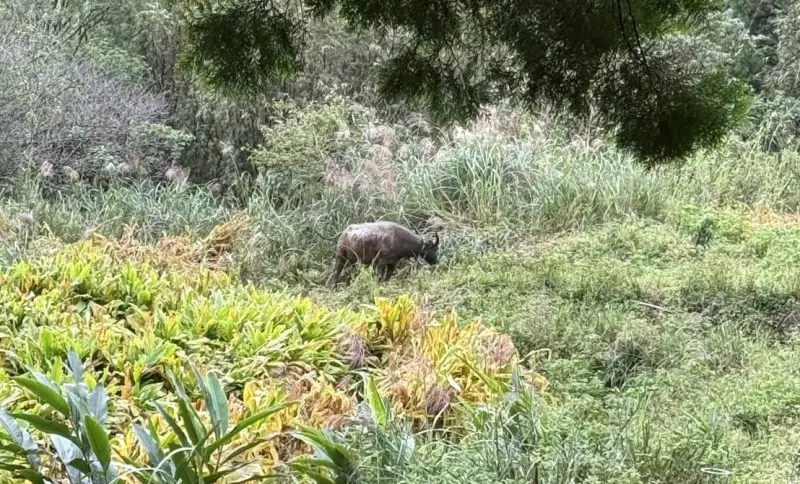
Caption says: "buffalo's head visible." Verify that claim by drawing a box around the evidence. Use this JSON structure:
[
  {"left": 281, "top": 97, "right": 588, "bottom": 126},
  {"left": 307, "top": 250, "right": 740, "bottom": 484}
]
[{"left": 421, "top": 232, "right": 440, "bottom": 265}]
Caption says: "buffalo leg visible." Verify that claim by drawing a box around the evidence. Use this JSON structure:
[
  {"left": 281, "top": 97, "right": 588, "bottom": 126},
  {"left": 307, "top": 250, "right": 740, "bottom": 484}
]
[
  {"left": 371, "top": 261, "right": 384, "bottom": 281},
  {"left": 330, "top": 256, "right": 347, "bottom": 287},
  {"left": 382, "top": 263, "right": 397, "bottom": 282}
]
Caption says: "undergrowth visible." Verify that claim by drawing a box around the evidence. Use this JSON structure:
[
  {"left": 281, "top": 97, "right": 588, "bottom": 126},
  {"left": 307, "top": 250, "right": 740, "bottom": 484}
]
[
  {"left": 0, "top": 221, "right": 547, "bottom": 482},
  {"left": 4, "top": 104, "right": 800, "bottom": 482}
]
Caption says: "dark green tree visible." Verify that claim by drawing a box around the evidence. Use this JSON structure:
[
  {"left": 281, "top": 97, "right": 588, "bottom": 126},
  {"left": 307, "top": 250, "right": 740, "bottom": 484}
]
[{"left": 171, "top": 0, "right": 754, "bottom": 164}]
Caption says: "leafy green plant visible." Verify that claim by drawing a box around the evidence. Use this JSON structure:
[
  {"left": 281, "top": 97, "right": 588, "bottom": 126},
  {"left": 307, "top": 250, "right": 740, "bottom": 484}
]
[
  {"left": 362, "top": 375, "right": 389, "bottom": 430},
  {"left": 124, "top": 360, "right": 289, "bottom": 484},
  {"left": 285, "top": 376, "right": 390, "bottom": 484},
  {"left": 0, "top": 351, "right": 290, "bottom": 484},
  {"left": 287, "top": 375, "right": 401, "bottom": 484},
  {"left": 289, "top": 425, "right": 359, "bottom": 484},
  {"left": 0, "top": 350, "right": 118, "bottom": 484}
]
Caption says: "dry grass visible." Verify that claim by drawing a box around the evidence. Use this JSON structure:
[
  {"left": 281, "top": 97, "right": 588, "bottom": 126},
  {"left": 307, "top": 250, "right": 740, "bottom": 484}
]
[
  {"left": 750, "top": 201, "right": 800, "bottom": 228},
  {"left": 90, "top": 211, "right": 250, "bottom": 272}
]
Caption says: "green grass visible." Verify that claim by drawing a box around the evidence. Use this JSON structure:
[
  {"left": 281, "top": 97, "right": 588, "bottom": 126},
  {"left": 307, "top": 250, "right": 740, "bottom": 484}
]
[
  {"left": 4, "top": 105, "right": 800, "bottom": 482},
  {"left": 304, "top": 208, "right": 800, "bottom": 482}
]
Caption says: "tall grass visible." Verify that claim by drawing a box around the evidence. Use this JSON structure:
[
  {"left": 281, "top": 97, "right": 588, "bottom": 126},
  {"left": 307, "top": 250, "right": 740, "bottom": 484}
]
[
  {"left": 401, "top": 135, "right": 669, "bottom": 231},
  {"left": 0, "top": 104, "right": 797, "bottom": 281}
]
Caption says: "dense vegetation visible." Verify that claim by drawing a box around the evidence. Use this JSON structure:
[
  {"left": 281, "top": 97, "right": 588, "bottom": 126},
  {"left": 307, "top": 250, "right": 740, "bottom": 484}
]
[{"left": 3, "top": 0, "right": 800, "bottom": 482}]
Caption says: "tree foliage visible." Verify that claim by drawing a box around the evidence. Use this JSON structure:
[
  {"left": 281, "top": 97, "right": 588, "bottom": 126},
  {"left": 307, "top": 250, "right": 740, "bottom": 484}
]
[{"left": 172, "top": 0, "right": 754, "bottom": 163}]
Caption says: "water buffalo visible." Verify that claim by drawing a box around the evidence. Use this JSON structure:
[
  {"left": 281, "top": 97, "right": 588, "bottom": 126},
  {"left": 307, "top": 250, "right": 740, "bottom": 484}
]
[{"left": 330, "top": 221, "right": 440, "bottom": 285}]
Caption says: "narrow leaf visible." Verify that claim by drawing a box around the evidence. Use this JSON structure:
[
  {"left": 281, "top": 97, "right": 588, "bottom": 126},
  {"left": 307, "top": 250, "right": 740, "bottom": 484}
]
[
  {"left": 64, "top": 384, "right": 91, "bottom": 427},
  {"left": 9, "top": 413, "right": 75, "bottom": 443},
  {"left": 228, "top": 475, "right": 278, "bottom": 484},
  {"left": 177, "top": 399, "right": 204, "bottom": 446},
  {"left": 84, "top": 415, "right": 111, "bottom": 471},
  {"left": 67, "top": 458, "right": 92, "bottom": 475},
  {"left": 147, "top": 418, "right": 162, "bottom": 447},
  {"left": 154, "top": 402, "right": 189, "bottom": 448},
  {"left": 363, "top": 374, "right": 387, "bottom": 428},
  {"left": 132, "top": 424, "right": 166, "bottom": 469},
  {"left": 13, "top": 377, "right": 71, "bottom": 418},
  {"left": 187, "top": 362, "right": 222, "bottom": 439},
  {"left": 219, "top": 438, "right": 268, "bottom": 466},
  {"left": 25, "top": 370, "right": 60, "bottom": 395},
  {"left": 88, "top": 385, "right": 109, "bottom": 425},
  {"left": 66, "top": 350, "right": 84, "bottom": 384},
  {"left": 132, "top": 425, "right": 178, "bottom": 481},
  {"left": 167, "top": 442, "right": 197, "bottom": 484},
  {"left": 187, "top": 361, "right": 209, "bottom": 399},
  {"left": 65, "top": 460, "right": 92, "bottom": 483},
  {"left": 292, "top": 425, "right": 352, "bottom": 469},
  {"left": 14, "top": 469, "right": 47, "bottom": 484},
  {"left": 201, "top": 459, "right": 258, "bottom": 483},
  {"left": 120, "top": 456, "right": 156, "bottom": 484},
  {"left": 0, "top": 442, "right": 25, "bottom": 454},
  {"left": 203, "top": 462, "right": 268, "bottom": 484},
  {"left": 290, "top": 457, "right": 340, "bottom": 470},
  {"left": 166, "top": 372, "right": 188, "bottom": 400},
  {"left": 204, "top": 403, "right": 287, "bottom": 458},
  {"left": 207, "top": 373, "right": 229, "bottom": 437},
  {"left": 460, "top": 356, "right": 505, "bottom": 394},
  {"left": 289, "top": 465, "right": 336, "bottom": 484}
]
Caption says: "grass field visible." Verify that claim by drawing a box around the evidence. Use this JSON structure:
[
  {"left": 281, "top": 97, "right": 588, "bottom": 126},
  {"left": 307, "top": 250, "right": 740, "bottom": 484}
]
[
  {"left": 305, "top": 205, "right": 800, "bottom": 482},
  {"left": 3, "top": 107, "right": 800, "bottom": 482}
]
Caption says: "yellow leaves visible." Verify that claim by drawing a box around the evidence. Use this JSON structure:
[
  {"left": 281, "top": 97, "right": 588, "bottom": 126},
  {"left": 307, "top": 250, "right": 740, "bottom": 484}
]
[
  {"left": 378, "top": 358, "right": 436, "bottom": 424},
  {"left": 113, "top": 425, "right": 143, "bottom": 463},
  {"left": 244, "top": 375, "right": 355, "bottom": 433},
  {"left": 122, "top": 362, "right": 133, "bottom": 400},
  {"left": 295, "top": 378, "right": 356, "bottom": 431},
  {"left": 364, "top": 301, "right": 541, "bottom": 427},
  {"left": 420, "top": 314, "right": 468, "bottom": 362},
  {"left": 0, "top": 226, "right": 550, "bottom": 467},
  {"left": 243, "top": 381, "right": 290, "bottom": 431},
  {"left": 525, "top": 371, "right": 550, "bottom": 394},
  {"left": 375, "top": 294, "right": 416, "bottom": 342}
]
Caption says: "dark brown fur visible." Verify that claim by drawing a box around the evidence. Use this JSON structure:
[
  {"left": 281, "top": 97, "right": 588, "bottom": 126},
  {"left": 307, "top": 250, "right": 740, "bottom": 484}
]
[{"left": 330, "top": 221, "right": 440, "bottom": 285}]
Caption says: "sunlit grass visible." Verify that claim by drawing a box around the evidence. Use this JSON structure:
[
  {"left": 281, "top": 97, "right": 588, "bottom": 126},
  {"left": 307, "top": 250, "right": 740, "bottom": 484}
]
[{"left": 3, "top": 109, "right": 800, "bottom": 482}]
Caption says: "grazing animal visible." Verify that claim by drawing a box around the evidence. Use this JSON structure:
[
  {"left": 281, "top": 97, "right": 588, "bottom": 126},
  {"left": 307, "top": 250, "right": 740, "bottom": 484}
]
[{"left": 330, "top": 221, "right": 440, "bottom": 285}]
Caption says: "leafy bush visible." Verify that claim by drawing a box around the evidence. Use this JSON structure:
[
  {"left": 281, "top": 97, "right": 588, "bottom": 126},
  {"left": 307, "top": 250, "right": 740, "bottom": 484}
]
[
  {"left": 0, "top": 350, "right": 118, "bottom": 483},
  {"left": 124, "top": 362, "right": 288, "bottom": 484},
  {"left": 248, "top": 96, "right": 410, "bottom": 205},
  {"left": 0, "top": 224, "right": 545, "bottom": 481},
  {"left": 0, "top": 350, "right": 288, "bottom": 483}
]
